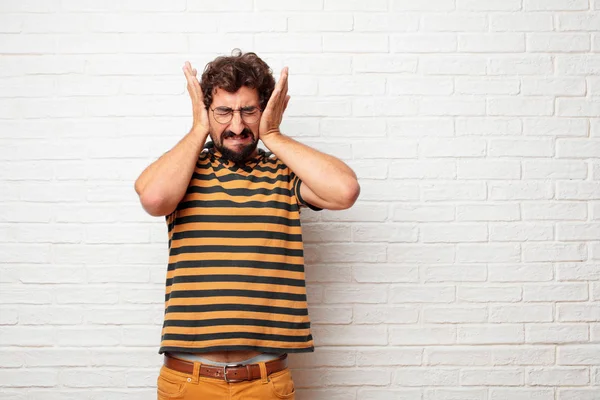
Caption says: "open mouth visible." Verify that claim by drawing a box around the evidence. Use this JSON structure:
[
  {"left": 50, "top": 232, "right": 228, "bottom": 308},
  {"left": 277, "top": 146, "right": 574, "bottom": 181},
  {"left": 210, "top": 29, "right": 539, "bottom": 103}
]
[{"left": 224, "top": 132, "right": 253, "bottom": 144}]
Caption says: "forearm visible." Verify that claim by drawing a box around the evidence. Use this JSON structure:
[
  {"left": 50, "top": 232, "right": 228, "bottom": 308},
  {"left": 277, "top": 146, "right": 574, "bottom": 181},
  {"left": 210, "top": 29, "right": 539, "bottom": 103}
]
[
  {"left": 261, "top": 131, "right": 359, "bottom": 207},
  {"left": 134, "top": 127, "right": 208, "bottom": 216}
]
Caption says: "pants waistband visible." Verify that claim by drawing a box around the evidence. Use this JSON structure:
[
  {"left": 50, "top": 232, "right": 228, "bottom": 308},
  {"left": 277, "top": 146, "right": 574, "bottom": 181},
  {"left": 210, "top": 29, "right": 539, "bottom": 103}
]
[{"left": 167, "top": 352, "right": 283, "bottom": 367}]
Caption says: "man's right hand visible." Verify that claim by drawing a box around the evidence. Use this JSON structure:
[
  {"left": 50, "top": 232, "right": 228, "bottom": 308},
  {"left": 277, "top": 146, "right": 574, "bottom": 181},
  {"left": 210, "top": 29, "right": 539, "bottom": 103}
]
[{"left": 183, "top": 61, "right": 210, "bottom": 135}]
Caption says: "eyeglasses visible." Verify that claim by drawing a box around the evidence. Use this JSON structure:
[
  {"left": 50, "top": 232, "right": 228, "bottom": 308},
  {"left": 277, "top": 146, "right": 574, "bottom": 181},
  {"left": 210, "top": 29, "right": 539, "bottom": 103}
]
[{"left": 210, "top": 106, "right": 261, "bottom": 124}]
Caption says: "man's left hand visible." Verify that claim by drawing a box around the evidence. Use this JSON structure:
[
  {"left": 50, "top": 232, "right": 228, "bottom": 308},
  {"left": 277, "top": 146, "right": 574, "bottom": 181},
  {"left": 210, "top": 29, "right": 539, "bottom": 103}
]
[{"left": 259, "top": 67, "right": 291, "bottom": 141}]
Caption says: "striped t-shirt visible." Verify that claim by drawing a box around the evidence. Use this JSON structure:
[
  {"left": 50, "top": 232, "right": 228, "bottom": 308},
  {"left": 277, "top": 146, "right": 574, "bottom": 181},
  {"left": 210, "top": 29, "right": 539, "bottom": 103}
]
[{"left": 158, "top": 145, "right": 320, "bottom": 355}]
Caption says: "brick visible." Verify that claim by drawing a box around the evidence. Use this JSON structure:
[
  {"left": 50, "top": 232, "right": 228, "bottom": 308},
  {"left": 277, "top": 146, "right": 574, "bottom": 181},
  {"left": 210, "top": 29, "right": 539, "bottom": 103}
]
[
  {"left": 388, "top": 77, "right": 454, "bottom": 95},
  {"left": 522, "top": 160, "right": 587, "bottom": 179},
  {"left": 522, "top": 78, "right": 586, "bottom": 96},
  {"left": 458, "top": 286, "right": 522, "bottom": 302},
  {"left": 557, "top": 262, "right": 600, "bottom": 280},
  {"left": 524, "top": 0, "right": 589, "bottom": 10},
  {"left": 305, "top": 244, "right": 386, "bottom": 263},
  {"left": 488, "top": 264, "right": 554, "bottom": 282},
  {"left": 524, "top": 283, "right": 589, "bottom": 301},
  {"left": 388, "top": 118, "right": 454, "bottom": 137},
  {"left": 527, "top": 367, "right": 589, "bottom": 386},
  {"left": 420, "top": 138, "right": 486, "bottom": 157},
  {"left": 320, "top": 76, "right": 386, "bottom": 96},
  {"left": 489, "top": 138, "right": 554, "bottom": 156},
  {"left": 528, "top": 33, "right": 591, "bottom": 52},
  {"left": 390, "top": 325, "right": 457, "bottom": 345},
  {"left": 353, "top": 305, "right": 418, "bottom": 324},
  {"left": 352, "top": 224, "right": 417, "bottom": 243},
  {"left": 422, "top": 182, "right": 486, "bottom": 201},
  {"left": 459, "top": 34, "right": 525, "bottom": 52},
  {"left": 390, "top": 160, "right": 456, "bottom": 179},
  {"left": 524, "top": 118, "right": 588, "bottom": 137},
  {"left": 390, "top": 285, "right": 455, "bottom": 303},
  {"left": 352, "top": 97, "right": 418, "bottom": 117},
  {"left": 0, "top": 0, "right": 58, "bottom": 12},
  {"left": 557, "top": 55, "right": 600, "bottom": 75},
  {"left": 312, "top": 325, "right": 387, "bottom": 345},
  {"left": 557, "top": 98, "right": 600, "bottom": 117},
  {"left": 354, "top": 55, "right": 417, "bottom": 73},
  {"left": 420, "top": 223, "right": 488, "bottom": 243},
  {"left": 324, "top": 0, "right": 387, "bottom": 11},
  {"left": 422, "top": 14, "right": 488, "bottom": 32},
  {"left": 458, "top": 325, "right": 524, "bottom": 344},
  {"left": 420, "top": 97, "right": 486, "bottom": 116},
  {"left": 423, "top": 306, "right": 488, "bottom": 323},
  {"left": 458, "top": 0, "right": 522, "bottom": 10},
  {"left": 426, "top": 347, "right": 491, "bottom": 366},
  {"left": 490, "top": 305, "right": 553, "bottom": 323},
  {"left": 392, "top": 0, "right": 455, "bottom": 11},
  {"left": 422, "top": 265, "right": 487, "bottom": 283},
  {"left": 558, "top": 13, "right": 600, "bottom": 30},
  {"left": 0, "top": 370, "right": 57, "bottom": 388},
  {"left": 354, "top": 14, "right": 420, "bottom": 32},
  {"left": 388, "top": 244, "right": 455, "bottom": 263},
  {"left": 558, "top": 345, "right": 600, "bottom": 365},
  {"left": 488, "top": 98, "right": 554, "bottom": 117},
  {"left": 456, "top": 117, "right": 522, "bottom": 136},
  {"left": 321, "top": 118, "right": 386, "bottom": 138},
  {"left": 458, "top": 160, "right": 520, "bottom": 179},
  {"left": 558, "top": 304, "right": 600, "bottom": 322},
  {"left": 491, "top": 13, "right": 554, "bottom": 31},
  {"left": 488, "top": 56, "right": 554, "bottom": 75},
  {"left": 324, "top": 34, "right": 388, "bottom": 52},
  {"left": 288, "top": 14, "right": 352, "bottom": 32},
  {"left": 392, "top": 34, "right": 457, "bottom": 53},
  {"left": 421, "top": 55, "right": 487, "bottom": 75},
  {"left": 489, "top": 223, "right": 554, "bottom": 242},
  {"left": 490, "top": 389, "right": 555, "bottom": 400},
  {"left": 557, "top": 182, "right": 600, "bottom": 200},
  {"left": 455, "top": 78, "right": 520, "bottom": 95},
  {"left": 393, "top": 204, "right": 455, "bottom": 222},
  {"left": 522, "top": 202, "right": 587, "bottom": 220},
  {"left": 255, "top": 34, "right": 322, "bottom": 53},
  {"left": 323, "top": 284, "right": 387, "bottom": 303},
  {"left": 460, "top": 368, "right": 524, "bottom": 385},
  {"left": 253, "top": 0, "right": 323, "bottom": 11}
]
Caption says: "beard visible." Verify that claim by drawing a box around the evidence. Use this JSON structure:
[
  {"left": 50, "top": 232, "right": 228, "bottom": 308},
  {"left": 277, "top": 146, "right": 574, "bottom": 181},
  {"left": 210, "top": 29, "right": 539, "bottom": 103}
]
[{"left": 212, "top": 127, "right": 259, "bottom": 163}]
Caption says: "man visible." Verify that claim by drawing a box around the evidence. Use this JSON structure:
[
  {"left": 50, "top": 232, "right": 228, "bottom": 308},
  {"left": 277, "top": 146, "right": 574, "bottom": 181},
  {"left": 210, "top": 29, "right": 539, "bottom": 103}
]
[{"left": 134, "top": 50, "right": 360, "bottom": 399}]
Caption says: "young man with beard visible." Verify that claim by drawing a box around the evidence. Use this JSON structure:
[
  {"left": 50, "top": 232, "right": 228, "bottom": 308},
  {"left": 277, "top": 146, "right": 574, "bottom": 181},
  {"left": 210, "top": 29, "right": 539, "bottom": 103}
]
[{"left": 134, "top": 50, "right": 360, "bottom": 399}]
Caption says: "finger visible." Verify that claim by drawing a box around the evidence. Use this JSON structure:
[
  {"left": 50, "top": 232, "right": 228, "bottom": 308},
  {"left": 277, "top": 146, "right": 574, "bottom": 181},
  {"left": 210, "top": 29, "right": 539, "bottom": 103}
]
[
  {"left": 283, "top": 95, "right": 290, "bottom": 112},
  {"left": 182, "top": 64, "right": 199, "bottom": 98},
  {"left": 280, "top": 66, "right": 289, "bottom": 93}
]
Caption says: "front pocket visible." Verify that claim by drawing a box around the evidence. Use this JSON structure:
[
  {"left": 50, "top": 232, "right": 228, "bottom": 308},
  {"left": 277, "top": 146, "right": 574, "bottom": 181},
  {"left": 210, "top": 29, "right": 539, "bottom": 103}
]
[
  {"left": 157, "top": 367, "right": 189, "bottom": 399},
  {"left": 269, "top": 369, "right": 295, "bottom": 399}
]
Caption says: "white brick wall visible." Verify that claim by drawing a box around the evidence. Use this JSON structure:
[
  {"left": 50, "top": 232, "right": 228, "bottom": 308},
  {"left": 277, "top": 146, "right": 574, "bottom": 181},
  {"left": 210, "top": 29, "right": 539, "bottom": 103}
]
[{"left": 0, "top": 0, "right": 599, "bottom": 399}]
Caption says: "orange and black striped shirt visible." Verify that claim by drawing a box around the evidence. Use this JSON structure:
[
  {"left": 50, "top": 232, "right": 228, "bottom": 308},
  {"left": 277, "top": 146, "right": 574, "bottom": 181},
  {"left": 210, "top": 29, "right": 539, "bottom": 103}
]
[{"left": 158, "top": 146, "right": 321, "bottom": 355}]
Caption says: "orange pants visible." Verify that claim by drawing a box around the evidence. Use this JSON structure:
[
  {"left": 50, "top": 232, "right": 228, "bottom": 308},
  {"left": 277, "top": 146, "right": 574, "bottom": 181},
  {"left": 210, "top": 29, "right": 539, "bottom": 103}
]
[{"left": 156, "top": 360, "right": 296, "bottom": 399}]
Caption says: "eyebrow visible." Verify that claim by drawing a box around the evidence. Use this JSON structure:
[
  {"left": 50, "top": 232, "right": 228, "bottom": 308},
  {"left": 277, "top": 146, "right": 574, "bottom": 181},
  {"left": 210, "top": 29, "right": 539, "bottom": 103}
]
[{"left": 214, "top": 105, "right": 259, "bottom": 111}]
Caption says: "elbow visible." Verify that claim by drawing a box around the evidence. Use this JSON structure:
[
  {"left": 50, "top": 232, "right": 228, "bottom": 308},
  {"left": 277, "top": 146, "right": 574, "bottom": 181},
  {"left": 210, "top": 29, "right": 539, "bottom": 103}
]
[
  {"left": 137, "top": 190, "right": 176, "bottom": 217},
  {"left": 338, "top": 180, "right": 360, "bottom": 210}
]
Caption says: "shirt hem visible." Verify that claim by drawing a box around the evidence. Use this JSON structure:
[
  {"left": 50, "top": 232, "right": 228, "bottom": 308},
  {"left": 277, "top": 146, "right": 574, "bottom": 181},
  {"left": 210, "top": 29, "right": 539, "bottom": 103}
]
[{"left": 158, "top": 345, "right": 315, "bottom": 355}]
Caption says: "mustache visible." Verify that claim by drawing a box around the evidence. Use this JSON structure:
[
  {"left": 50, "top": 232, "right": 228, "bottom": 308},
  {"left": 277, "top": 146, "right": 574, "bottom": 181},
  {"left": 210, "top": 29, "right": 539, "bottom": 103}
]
[{"left": 222, "top": 128, "right": 254, "bottom": 140}]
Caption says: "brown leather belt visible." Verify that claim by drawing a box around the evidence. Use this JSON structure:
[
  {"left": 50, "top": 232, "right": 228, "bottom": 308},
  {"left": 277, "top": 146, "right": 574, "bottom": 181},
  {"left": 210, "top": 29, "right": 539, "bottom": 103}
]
[{"left": 164, "top": 353, "right": 288, "bottom": 383}]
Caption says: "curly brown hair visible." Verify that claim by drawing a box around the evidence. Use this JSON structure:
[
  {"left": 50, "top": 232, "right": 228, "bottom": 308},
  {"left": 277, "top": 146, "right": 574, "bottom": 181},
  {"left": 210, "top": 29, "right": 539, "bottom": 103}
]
[{"left": 200, "top": 49, "right": 275, "bottom": 111}]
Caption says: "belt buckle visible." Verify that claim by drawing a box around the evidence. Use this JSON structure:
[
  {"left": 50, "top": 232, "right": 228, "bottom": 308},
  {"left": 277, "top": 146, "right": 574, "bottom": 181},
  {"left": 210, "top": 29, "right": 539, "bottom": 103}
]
[{"left": 223, "top": 364, "right": 245, "bottom": 383}]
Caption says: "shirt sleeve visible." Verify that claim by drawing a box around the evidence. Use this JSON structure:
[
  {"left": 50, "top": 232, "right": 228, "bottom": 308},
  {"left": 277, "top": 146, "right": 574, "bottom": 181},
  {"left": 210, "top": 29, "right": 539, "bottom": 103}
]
[{"left": 291, "top": 172, "right": 323, "bottom": 212}]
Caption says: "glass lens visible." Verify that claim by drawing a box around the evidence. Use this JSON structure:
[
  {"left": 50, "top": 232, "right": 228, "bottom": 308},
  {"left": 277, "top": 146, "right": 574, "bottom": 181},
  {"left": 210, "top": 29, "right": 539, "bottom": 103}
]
[
  {"left": 241, "top": 108, "right": 260, "bottom": 124},
  {"left": 212, "top": 107, "right": 261, "bottom": 124},
  {"left": 213, "top": 107, "right": 232, "bottom": 124}
]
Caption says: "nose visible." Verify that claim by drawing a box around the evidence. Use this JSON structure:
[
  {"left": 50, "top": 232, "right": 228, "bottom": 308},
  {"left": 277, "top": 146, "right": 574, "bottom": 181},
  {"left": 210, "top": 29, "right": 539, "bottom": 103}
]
[{"left": 228, "top": 111, "right": 245, "bottom": 134}]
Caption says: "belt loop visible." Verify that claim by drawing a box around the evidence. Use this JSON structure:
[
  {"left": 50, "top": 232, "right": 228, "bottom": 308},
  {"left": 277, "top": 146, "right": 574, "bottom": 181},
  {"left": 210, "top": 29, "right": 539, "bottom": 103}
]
[
  {"left": 192, "top": 361, "right": 201, "bottom": 383},
  {"left": 258, "top": 362, "right": 269, "bottom": 384}
]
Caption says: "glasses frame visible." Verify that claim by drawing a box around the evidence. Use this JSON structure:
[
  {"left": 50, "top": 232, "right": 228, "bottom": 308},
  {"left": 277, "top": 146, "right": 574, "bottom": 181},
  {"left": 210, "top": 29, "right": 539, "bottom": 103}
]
[{"left": 209, "top": 106, "right": 262, "bottom": 125}]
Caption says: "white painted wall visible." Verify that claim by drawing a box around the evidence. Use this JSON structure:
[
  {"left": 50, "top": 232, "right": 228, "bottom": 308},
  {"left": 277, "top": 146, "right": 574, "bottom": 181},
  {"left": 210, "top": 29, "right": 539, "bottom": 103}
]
[{"left": 1, "top": 0, "right": 600, "bottom": 399}]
